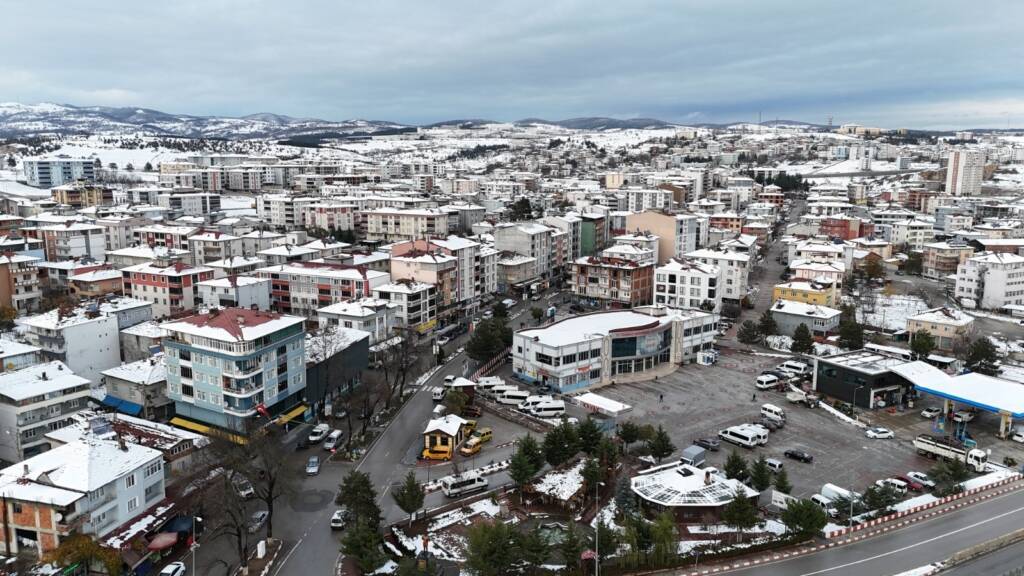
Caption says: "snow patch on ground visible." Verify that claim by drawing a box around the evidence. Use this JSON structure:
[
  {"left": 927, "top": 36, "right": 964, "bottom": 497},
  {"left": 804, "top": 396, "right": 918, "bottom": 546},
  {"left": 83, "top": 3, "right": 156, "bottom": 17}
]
[
  {"left": 766, "top": 335, "right": 842, "bottom": 357},
  {"left": 819, "top": 401, "right": 867, "bottom": 428},
  {"left": 533, "top": 460, "right": 585, "bottom": 502},
  {"left": 428, "top": 498, "right": 501, "bottom": 532},
  {"left": 688, "top": 520, "right": 786, "bottom": 536},
  {"left": 677, "top": 540, "right": 718, "bottom": 554},
  {"left": 961, "top": 468, "right": 1017, "bottom": 491},
  {"left": 857, "top": 293, "right": 929, "bottom": 332},
  {"left": 370, "top": 560, "right": 398, "bottom": 575}
]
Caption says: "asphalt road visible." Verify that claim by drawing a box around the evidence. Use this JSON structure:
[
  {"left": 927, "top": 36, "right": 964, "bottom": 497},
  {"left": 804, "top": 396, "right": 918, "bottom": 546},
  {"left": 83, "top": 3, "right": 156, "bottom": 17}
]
[
  {"left": 719, "top": 487, "right": 1024, "bottom": 576},
  {"left": 942, "top": 538, "right": 1024, "bottom": 575}
]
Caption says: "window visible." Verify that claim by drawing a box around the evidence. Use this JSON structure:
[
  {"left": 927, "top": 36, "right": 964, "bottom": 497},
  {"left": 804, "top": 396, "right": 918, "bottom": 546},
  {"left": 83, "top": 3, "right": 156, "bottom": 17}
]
[
  {"left": 182, "top": 384, "right": 194, "bottom": 397},
  {"left": 125, "top": 474, "right": 136, "bottom": 488},
  {"left": 127, "top": 497, "right": 138, "bottom": 512},
  {"left": 180, "top": 366, "right": 193, "bottom": 379},
  {"left": 12, "top": 503, "right": 22, "bottom": 514},
  {"left": 144, "top": 461, "right": 162, "bottom": 478}
]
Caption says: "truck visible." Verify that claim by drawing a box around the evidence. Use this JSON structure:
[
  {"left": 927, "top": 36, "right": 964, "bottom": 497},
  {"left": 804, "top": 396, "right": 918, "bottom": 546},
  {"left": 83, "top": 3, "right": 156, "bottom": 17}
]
[
  {"left": 912, "top": 434, "right": 989, "bottom": 473},
  {"left": 786, "top": 389, "right": 819, "bottom": 408},
  {"left": 679, "top": 445, "right": 707, "bottom": 467}
]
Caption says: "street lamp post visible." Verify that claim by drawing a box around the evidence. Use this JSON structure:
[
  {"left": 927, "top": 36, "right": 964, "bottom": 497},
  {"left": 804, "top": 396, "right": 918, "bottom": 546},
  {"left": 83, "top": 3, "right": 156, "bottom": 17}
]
[
  {"left": 849, "top": 383, "right": 867, "bottom": 527},
  {"left": 594, "top": 480, "right": 605, "bottom": 576}
]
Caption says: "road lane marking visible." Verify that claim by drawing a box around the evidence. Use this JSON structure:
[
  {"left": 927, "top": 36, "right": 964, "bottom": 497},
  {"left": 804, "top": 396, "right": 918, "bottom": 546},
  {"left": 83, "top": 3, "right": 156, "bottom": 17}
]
[
  {"left": 798, "top": 502, "right": 1024, "bottom": 576},
  {"left": 269, "top": 538, "right": 302, "bottom": 576}
]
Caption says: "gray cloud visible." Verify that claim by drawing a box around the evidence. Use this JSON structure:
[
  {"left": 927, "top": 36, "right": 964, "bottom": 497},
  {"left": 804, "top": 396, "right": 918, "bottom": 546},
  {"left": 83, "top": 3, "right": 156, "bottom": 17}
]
[{"left": 1, "top": 0, "right": 1022, "bottom": 128}]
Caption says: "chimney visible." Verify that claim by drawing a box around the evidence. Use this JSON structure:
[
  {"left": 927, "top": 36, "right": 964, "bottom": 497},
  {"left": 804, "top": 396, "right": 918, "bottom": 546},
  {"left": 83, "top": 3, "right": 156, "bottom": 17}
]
[
  {"left": 40, "top": 371, "right": 47, "bottom": 381},
  {"left": 22, "top": 464, "right": 28, "bottom": 476},
  {"left": 117, "top": 435, "right": 128, "bottom": 452}
]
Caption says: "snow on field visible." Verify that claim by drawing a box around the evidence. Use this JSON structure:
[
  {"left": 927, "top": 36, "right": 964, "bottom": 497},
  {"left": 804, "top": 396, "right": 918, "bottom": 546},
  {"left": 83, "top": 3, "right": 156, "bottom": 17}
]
[
  {"left": 688, "top": 520, "right": 786, "bottom": 536},
  {"left": 428, "top": 498, "right": 500, "bottom": 532},
  {"left": 533, "top": 460, "right": 585, "bottom": 502},
  {"left": 892, "top": 494, "right": 940, "bottom": 512},
  {"left": 961, "top": 467, "right": 1017, "bottom": 491},
  {"left": 0, "top": 169, "right": 50, "bottom": 197},
  {"left": 370, "top": 561, "right": 398, "bottom": 575},
  {"left": 857, "top": 293, "right": 929, "bottom": 331},
  {"left": 393, "top": 527, "right": 467, "bottom": 562},
  {"left": 677, "top": 540, "right": 718, "bottom": 554},
  {"left": 766, "top": 335, "right": 842, "bottom": 357}
]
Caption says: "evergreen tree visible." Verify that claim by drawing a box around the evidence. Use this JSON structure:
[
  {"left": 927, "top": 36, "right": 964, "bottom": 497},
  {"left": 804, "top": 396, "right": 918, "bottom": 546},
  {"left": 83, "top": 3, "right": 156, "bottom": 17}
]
[
  {"left": 838, "top": 319, "right": 864, "bottom": 350},
  {"left": 757, "top": 310, "right": 778, "bottom": 337},
  {"left": 773, "top": 467, "right": 793, "bottom": 494},
  {"left": 341, "top": 519, "right": 385, "bottom": 574},
  {"left": 577, "top": 418, "right": 602, "bottom": 455},
  {"left": 646, "top": 425, "right": 675, "bottom": 462},
  {"left": 862, "top": 485, "right": 899, "bottom": 517},
  {"left": 966, "top": 338, "right": 1001, "bottom": 375},
  {"left": 443, "top": 389, "right": 469, "bottom": 416},
  {"left": 581, "top": 457, "right": 604, "bottom": 489},
  {"left": 465, "top": 521, "right": 520, "bottom": 576},
  {"left": 596, "top": 436, "right": 619, "bottom": 470},
  {"left": 721, "top": 490, "right": 759, "bottom": 541},
  {"left": 930, "top": 458, "right": 971, "bottom": 496},
  {"left": 515, "top": 527, "right": 549, "bottom": 575},
  {"left": 543, "top": 422, "right": 579, "bottom": 467},
  {"left": 518, "top": 434, "right": 545, "bottom": 472},
  {"left": 910, "top": 330, "right": 936, "bottom": 360},
  {"left": 650, "top": 511, "right": 678, "bottom": 567},
  {"left": 616, "top": 421, "right": 641, "bottom": 453},
  {"left": 143, "top": 161, "right": 153, "bottom": 172},
  {"left": 724, "top": 450, "right": 749, "bottom": 481},
  {"left": 749, "top": 455, "right": 773, "bottom": 491},
  {"left": 336, "top": 470, "right": 381, "bottom": 530},
  {"left": 863, "top": 257, "right": 884, "bottom": 279},
  {"left": 614, "top": 475, "right": 638, "bottom": 518},
  {"left": 531, "top": 307, "right": 544, "bottom": 324},
  {"left": 791, "top": 323, "right": 815, "bottom": 355},
  {"left": 391, "top": 471, "right": 425, "bottom": 527},
  {"left": 560, "top": 522, "right": 584, "bottom": 575},
  {"left": 592, "top": 521, "right": 620, "bottom": 564},
  {"left": 780, "top": 499, "right": 827, "bottom": 539},
  {"left": 737, "top": 320, "right": 761, "bottom": 344}
]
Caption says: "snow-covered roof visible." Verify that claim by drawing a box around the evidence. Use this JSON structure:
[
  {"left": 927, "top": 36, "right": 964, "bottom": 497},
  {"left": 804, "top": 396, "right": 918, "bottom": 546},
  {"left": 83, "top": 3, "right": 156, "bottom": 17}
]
[
  {"left": 161, "top": 308, "right": 304, "bottom": 343},
  {"left": 685, "top": 248, "right": 750, "bottom": 262},
  {"left": 46, "top": 409, "right": 209, "bottom": 451},
  {"left": 374, "top": 281, "right": 433, "bottom": 294},
  {"left": 318, "top": 298, "right": 396, "bottom": 317},
  {"left": 657, "top": 258, "right": 720, "bottom": 275},
  {"left": 258, "top": 262, "right": 389, "bottom": 282},
  {"left": 302, "top": 239, "right": 351, "bottom": 251},
  {"left": 101, "top": 355, "right": 167, "bottom": 385},
  {"left": 533, "top": 459, "right": 585, "bottom": 501},
  {"left": 892, "top": 361, "right": 1024, "bottom": 418},
  {"left": 573, "top": 392, "right": 632, "bottom": 416},
  {"left": 69, "top": 269, "right": 122, "bottom": 282},
  {"left": 258, "top": 244, "right": 320, "bottom": 257},
  {"left": 518, "top": 310, "right": 674, "bottom": 347},
  {"left": 0, "top": 254, "right": 39, "bottom": 265},
  {"left": 631, "top": 462, "right": 758, "bottom": 507},
  {"left": 197, "top": 275, "right": 268, "bottom": 288},
  {"left": 107, "top": 245, "right": 190, "bottom": 260},
  {"left": 423, "top": 415, "right": 468, "bottom": 437},
  {"left": 430, "top": 235, "right": 480, "bottom": 251},
  {"left": 0, "top": 437, "right": 162, "bottom": 494},
  {"left": 122, "top": 261, "right": 213, "bottom": 277},
  {"left": 770, "top": 299, "right": 841, "bottom": 320},
  {"left": 0, "top": 338, "right": 40, "bottom": 359},
  {"left": 907, "top": 307, "right": 974, "bottom": 327},
  {"left": 0, "top": 361, "right": 89, "bottom": 401},
  {"left": 305, "top": 327, "right": 370, "bottom": 363},
  {"left": 206, "top": 256, "right": 266, "bottom": 268},
  {"left": 120, "top": 320, "right": 163, "bottom": 339}
]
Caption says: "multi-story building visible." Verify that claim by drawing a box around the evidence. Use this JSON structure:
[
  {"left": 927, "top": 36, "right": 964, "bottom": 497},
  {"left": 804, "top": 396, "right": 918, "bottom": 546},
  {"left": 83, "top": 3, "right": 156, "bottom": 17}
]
[
  {"left": 303, "top": 202, "right": 358, "bottom": 232},
  {"left": 317, "top": 298, "right": 399, "bottom": 345},
  {"left": 36, "top": 222, "right": 106, "bottom": 262},
  {"left": 106, "top": 245, "right": 190, "bottom": 269},
  {"left": 22, "top": 157, "right": 96, "bottom": 188},
  {"left": 625, "top": 211, "right": 703, "bottom": 264},
  {"left": 205, "top": 256, "right": 266, "bottom": 278},
  {"left": 189, "top": 231, "right": 243, "bottom": 264},
  {"left": 256, "top": 195, "right": 321, "bottom": 231},
  {"left": 50, "top": 183, "right": 114, "bottom": 208},
  {"left": 479, "top": 245, "right": 499, "bottom": 297},
  {"left": 772, "top": 280, "right": 837, "bottom": 307},
  {"left": 769, "top": 299, "right": 842, "bottom": 337},
  {"left": 121, "top": 260, "right": 215, "bottom": 318},
  {"left": 240, "top": 230, "right": 288, "bottom": 257},
  {"left": 946, "top": 149, "right": 984, "bottom": 196},
  {"left": 162, "top": 308, "right": 307, "bottom": 432},
  {"left": 955, "top": 252, "right": 1024, "bottom": 310},
  {"left": 257, "top": 262, "right": 391, "bottom": 317},
  {"left": 922, "top": 241, "right": 974, "bottom": 280},
  {"left": 197, "top": 276, "right": 271, "bottom": 310},
  {"left": 0, "top": 436, "right": 165, "bottom": 556},
  {"left": 890, "top": 219, "right": 935, "bottom": 250},
  {"left": 99, "top": 356, "right": 172, "bottom": 420},
  {"left": 0, "top": 361, "right": 90, "bottom": 462},
  {"left": 0, "top": 254, "right": 41, "bottom": 313},
  {"left": 0, "top": 340, "right": 41, "bottom": 373},
  {"left": 789, "top": 260, "right": 846, "bottom": 286},
  {"left": 372, "top": 281, "right": 438, "bottom": 333},
  {"left": 157, "top": 192, "right": 222, "bottom": 217},
  {"left": 907, "top": 307, "right": 975, "bottom": 351},
  {"left": 365, "top": 208, "right": 450, "bottom": 242},
  {"left": 684, "top": 248, "right": 750, "bottom": 303},
  {"left": 653, "top": 258, "right": 721, "bottom": 311},
  {"left": 570, "top": 256, "right": 653, "bottom": 307},
  {"left": 69, "top": 268, "right": 124, "bottom": 299},
  {"left": 134, "top": 224, "right": 199, "bottom": 254},
  {"left": 513, "top": 306, "right": 717, "bottom": 392},
  {"left": 95, "top": 215, "right": 151, "bottom": 252},
  {"left": 493, "top": 222, "right": 553, "bottom": 282}
]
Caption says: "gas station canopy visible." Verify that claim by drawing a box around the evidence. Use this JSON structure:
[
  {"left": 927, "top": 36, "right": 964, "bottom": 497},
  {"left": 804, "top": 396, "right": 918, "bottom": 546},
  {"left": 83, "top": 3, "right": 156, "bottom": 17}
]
[{"left": 891, "top": 361, "right": 1024, "bottom": 418}]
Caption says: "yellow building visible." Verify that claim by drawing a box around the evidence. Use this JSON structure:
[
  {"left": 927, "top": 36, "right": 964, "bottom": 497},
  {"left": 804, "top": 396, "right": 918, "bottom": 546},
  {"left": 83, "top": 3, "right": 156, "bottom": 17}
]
[
  {"left": 421, "top": 414, "right": 469, "bottom": 461},
  {"left": 772, "top": 281, "right": 837, "bottom": 307}
]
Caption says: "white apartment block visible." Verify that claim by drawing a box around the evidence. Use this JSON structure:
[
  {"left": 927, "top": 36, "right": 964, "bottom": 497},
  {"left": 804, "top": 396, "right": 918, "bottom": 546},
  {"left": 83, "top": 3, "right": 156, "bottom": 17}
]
[
  {"left": 20, "top": 307, "right": 121, "bottom": 387},
  {"left": 317, "top": 298, "right": 399, "bottom": 345},
  {"left": 946, "top": 149, "right": 984, "bottom": 196},
  {"left": 0, "top": 361, "right": 90, "bottom": 462},
  {"left": 198, "top": 276, "right": 272, "bottom": 310},
  {"left": 541, "top": 214, "right": 583, "bottom": 260},
  {"left": 890, "top": 219, "right": 935, "bottom": 250},
  {"left": 493, "top": 222, "right": 553, "bottom": 281},
  {"left": 685, "top": 248, "right": 750, "bottom": 302},
  {"left": 135, "top": 224, "right": 199, "bottom": 254},
  {"left": 304, "top": 203, "right": 358, "bottom": 232},
  {"left": 365, "top": 208, "right": 450, "bottom": 243},
  {"left": 373, "top": 281, "right": 438, "bottom": 332},
  {"left": 624, "top": 188, "right": 673, "bottom": 212},
  {"left": 96, "top": 216, "right": 151, "bottom": 252},
  {"left": 654, "top": 258, "right": 723, "bottom": 312},
  {"left": 189, "top": 232, "right": 243, "bottom": 264},
  {"left": 37, "top": 223, "right": 106, "bottom": 262},
  {"left": 256, "top": 195, "right": 321, "bottom": 231},
  {"left": 157, "top": 192, "right": 223, "bottom": 217},
  {"left": 22, "top": 158, "right": 96, "bottom": 188},
  {"left": 956, "top": 252, "right": 1024, "bottom": 310}
]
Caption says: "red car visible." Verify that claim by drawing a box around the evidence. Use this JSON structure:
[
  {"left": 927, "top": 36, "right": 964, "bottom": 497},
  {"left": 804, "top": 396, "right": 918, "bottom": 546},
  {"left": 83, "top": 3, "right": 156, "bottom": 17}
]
[{"left": 894, "top": 475, "right": 925, "bottom": 492}]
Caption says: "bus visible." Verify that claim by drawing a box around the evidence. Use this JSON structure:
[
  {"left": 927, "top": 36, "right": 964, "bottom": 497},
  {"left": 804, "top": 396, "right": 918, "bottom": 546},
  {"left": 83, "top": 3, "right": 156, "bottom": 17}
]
[{"left": 440, "top": 472, "right": 489, "bottom": 498}]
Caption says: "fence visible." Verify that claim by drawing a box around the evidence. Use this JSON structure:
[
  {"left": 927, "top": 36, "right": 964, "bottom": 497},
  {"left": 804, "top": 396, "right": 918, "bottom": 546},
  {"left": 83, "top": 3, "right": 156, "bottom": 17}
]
[{"left": 470, "top": 347, "right": 510, "bottom": 380}]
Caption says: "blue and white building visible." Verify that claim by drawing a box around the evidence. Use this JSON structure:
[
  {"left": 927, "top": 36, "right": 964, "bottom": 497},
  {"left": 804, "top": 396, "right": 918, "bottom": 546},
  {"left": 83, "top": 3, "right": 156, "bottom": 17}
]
[{"left": 161, "top": 307, "right": 306, "bottom": 433}]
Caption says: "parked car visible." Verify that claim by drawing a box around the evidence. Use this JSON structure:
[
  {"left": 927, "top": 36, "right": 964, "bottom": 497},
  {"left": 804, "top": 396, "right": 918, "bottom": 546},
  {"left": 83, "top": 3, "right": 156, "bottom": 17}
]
[
  {"left": 306, "top": 456, "right": 321, "bottom": 476},
  {"left": 906, "top": 471, "right": 936, "bottom": 489},
  {"left": 308, "top": 424, "right": 330, "bottom": 443},
  {"left": 920, "top": 407, "right": 941, "bottom": 419},
  {"left": 330, "top": 509, "right": 349, "bottom": 530},
  {"left": 693, "top": 437, "right": 720, "bottom": 451},
  {"left": 437, "top": 336, "right": 451, "bottom": 347},
  {"left": 865, "top": 427, "right": 894, "bottom": 439},
  {"left": 783, "top": 449, "right": 814, "bottom": 463},
  {"left": 159, "top": 563, "right": 187, "bottom": 576},
  {"left": 953, "top": 410, "right": 976, "bottom": 423},
  {"left": 894, "top": 475, "right": 925, "bottom": 492},
  {"left": 757, "top": 418, "right": 781, "bottom": 431},
  {"left": 248, "top": 510, "right": 269, "bottom": 533},
  {"left": 294, "top": 438, "right": 311, "bottom": 451}
]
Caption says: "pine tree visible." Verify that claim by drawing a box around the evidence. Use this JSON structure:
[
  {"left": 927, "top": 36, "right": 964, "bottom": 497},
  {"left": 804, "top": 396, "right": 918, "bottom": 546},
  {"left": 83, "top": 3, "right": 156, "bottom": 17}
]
[
  {"left": 336, "top": 470, "right": 381, "bottom": 530},
  {"left": 773, "top": 467, "right": 793, "bottom": 494},
  {"left": 724, "top": 450, "right": 749, "bottom": 481},
  {"left": 910, "top": 330, "right": 936, "bottom": 359},
  {"left": 646, "top": 425, "right": 675, "bottom": 462},
  {"left": 616, "top": 421, "right": 641, "bottom": 453},
  {"left": 650, "top": 511, "right": 678, "bottom": 567},
  {"left": 518, "top": 434, "right": 545, "bottom": 472},
  {"left": 341, "top": 519, "right": 385, "bottom": 573},
  {"left": 757, "top": 310, "right": 778, "bottom": 337},
  {"left": 737, "top": 320, "right": 761, "bottom": 344},
  {"left": 391, "top": 471, "right": 425, "bottom": 527},
  {"left": 780, "top": 499, "right": 827, "bottom": 539},
  {"left": 614, "top": 475, "right": 637, "bottom": 518},
  {"left": 577, "top": 418, "right": 602, "bottom": 455},
  {"left": 749, "top": 455, "right": 773, "bottom": 491},
  {"left": 721, "top": 490, "right": 759, "bottom": 542},
  {"left": 791, "top": 323, "right": 815, "bottom": 355},
  {"left": 966, "top": 338, "right": 1001, "bottom": 375},
  {"left": 838, "top": 319, "right": 864, "bottom": 350},
  {"left": 560, "top": 523, "right": 584, "bottom": 575}
]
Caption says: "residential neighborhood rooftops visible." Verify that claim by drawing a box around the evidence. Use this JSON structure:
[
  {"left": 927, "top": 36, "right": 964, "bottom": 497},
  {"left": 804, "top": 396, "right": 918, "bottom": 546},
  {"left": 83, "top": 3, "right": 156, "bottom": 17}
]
[
  {"left": 162, "top": 307, "right": 304, "bottom": 342},
  {"left": 0, "top": 361, "right": 90, "bottom": 401}
]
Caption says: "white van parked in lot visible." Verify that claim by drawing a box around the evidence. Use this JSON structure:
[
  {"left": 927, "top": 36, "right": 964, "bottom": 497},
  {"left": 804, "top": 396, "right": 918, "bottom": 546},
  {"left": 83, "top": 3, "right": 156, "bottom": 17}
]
[
  {"left": 761, "top": 403, "right": 786, "bottom": 422},
  {"left": 811, "top": 494, "right": 838, "bottom": 517},
  {"left": 518, "top": 395, "right": 554, "bottom": 412},
  {"left": 529, "top": 400, "right": 566, "bottom": 418},
  {"left": 738, "top": 424, "right": 769, "bottom": 444},
  {"left": 718, "top": 426, "right": 759, "bottom": 448},
  {"left": 755, "top": 374, "right": 779, "bottom": 390},
  {"left": 484, "top": 385, "right": 517, "bottom": 400},
  {"left": 777, "top": 360, "right": 811, "bottom": 376},
  {"left": 497, "top": 389, "right": 530, "bottom": 406}
]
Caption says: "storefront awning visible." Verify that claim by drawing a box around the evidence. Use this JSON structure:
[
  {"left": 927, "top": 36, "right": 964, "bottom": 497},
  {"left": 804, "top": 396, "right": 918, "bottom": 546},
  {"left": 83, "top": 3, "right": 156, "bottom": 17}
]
[
  {"left": 147, "top": 532, "right": 178, "bottom": 551},
  {"left": 276, "top": 404, "right": 308, "bottom": 426},
  {"left": 170, "top": 417, "right": 246, "bottom": 444},
  {"left": 100, "top": 395, "right": 144, "bottom": 416}
]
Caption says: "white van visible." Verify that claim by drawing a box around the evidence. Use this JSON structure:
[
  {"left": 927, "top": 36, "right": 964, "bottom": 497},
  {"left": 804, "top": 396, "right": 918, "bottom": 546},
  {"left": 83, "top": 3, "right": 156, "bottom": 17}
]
[
  {"left": 761, "top": 403, "right": 786, "bottom": 422},
  {"left": 476, "top": 376, "right": 505, "bottom": 394},
  {"left": 811, "top": 494, "right": 838, "bottom": 517},
  {"left": 737, "top": 424, "right": 769, "bottom": 445},
  {"left": 431, "top": 387, "right": 446, "bottom": 402},
  {"left": 518, "top": 395, "right": 554, "bottom": 412},
  {"left": 777, "top": 360, "right": 811, "bottom": 376},
  {"left": 432, "top": 404, "right": 447, "bottom": 418},
  {"left": 755, "top": 374, "right": 779, "bottom": 390},
  {"left": 876, "top": 478, "right": 908, "bottom": 496},
  {"left": 529, "top": 400, "right": 566, "bottom": 418},
  {"left": 485, "top": 385, "right": 517, "bottom": 400},
  {"left": 718, "top": 426, "right": 759, "bottom": 449},
  {"left": 324, "top": 430, "right": 344, "bottom": 451},
  {"left": 440, "top": 472, "right": 488, "bottom": 498},
  {"left": 497, "top": 389, "right": 530, "bottom": 406},
  {"left": 765, "top": 458, "right": 784, "bottom": 473}
]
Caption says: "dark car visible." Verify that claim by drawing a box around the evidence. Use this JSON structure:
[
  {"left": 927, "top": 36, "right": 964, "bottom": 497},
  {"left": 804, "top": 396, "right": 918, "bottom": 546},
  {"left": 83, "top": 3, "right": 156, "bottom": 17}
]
[
  {"left": 784, "top": 449, "right": 814, "bottom": 463},
  {"left": 294, "top": 438, "right": 310, "bottom": 451},
  {"left": 693, "top": 437, "right": 720, "bottom": 451},
  {"left": 569, "top": 304, "right": 585, "bottom": 313}
]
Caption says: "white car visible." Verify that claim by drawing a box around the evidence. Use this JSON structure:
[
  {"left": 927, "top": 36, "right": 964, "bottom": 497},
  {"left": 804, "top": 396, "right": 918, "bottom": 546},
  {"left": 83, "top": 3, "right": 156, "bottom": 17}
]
[
  {"left": 906, "top": 471, "right": 936, "bottom": 489},
  {"left": 953, "top": 410, "right": 976, "bottom": 423},
  {"left": 1011, "top": 432, "right": 1024, "bottom": 444},
  {"left": 159, "top": 563, "right": 186, "bottom": 576},
  {"left": 330, "top": 509, "right": 349, "bottom": 530},
  {"left": 920, "top": 407, "right": 941, "bottom": 419},
  {"left": 865, "top": 427, "right": 894, "bottom": 439}
]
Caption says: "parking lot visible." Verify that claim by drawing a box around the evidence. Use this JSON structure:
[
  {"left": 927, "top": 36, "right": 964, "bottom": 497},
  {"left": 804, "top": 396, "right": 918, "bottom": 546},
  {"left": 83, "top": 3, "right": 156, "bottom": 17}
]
[{"left": 593, "top": 347, "right": 933, "bottom": 500}]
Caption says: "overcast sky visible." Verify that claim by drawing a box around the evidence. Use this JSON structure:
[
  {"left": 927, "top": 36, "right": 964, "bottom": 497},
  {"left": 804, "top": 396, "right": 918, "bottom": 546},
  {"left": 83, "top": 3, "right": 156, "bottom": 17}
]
[{"left": 3, "top": 1, "right": 1022, "bottom": 129}]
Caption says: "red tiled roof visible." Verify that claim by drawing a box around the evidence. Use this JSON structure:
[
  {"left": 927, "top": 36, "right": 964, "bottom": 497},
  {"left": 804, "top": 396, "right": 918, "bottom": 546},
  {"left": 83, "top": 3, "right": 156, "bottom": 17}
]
[{"left": 178, "top": 307, "right": 283, "bottom": 340}]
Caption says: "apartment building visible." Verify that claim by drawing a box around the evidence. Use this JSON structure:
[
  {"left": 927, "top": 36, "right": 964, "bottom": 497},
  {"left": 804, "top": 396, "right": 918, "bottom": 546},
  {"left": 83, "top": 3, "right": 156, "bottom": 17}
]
[
  {"left": 772, "top": 280, "right": 837, "bottom": 307},
  {"left": 0, "top": 361, "right": 90, "bottom": 462},
  {"left": 134, "top": 224, "right": 199, "bottom": 254},
  {"left": 99, "top": 355, "right": 171, "bottom": 420},
  {"left": 240, "top": 230, "right": 288, "bottom": 257},
  {"left": 69, "top": 268, "right": 124, "bottom": 299},
  {"left": 365, "top": 208, "right": 450, "bottom": 242},
  {"left": 162, "top": 308, "right": 307, "bottom": 432},
  {"left": 653, "top": 258, "right": 722, "bottom": 311},
  {"left": 372, "top": 281, "right": 438, "bottom": 333},
  {"left": 769, "top": 299, "right": 842, "bottom": 337},
  {"left": 570, "top": 256, "right": 653, "bottom": 307},
  {"left": 0, "top": 436, "right": 165, "bottom": 556},
  {"left": 121, "top": 260, "right": 215, "bottom": 318},
  {"left": 890, "top": 219, "right": 935, "bottom": 250},
  {"left": 22, "top": 157, "right": 95, "bottom": 188},
  {"left": 955, "top": 252, "right": 1024, "bottom": 310},
  {"left": 106, "top": 245, "right": 190, "bottom": 269},
  {"left": 493, "top": 222, "right": 553, "bottom": 281},
  {"left": 36, "top": 222, "right": 106, "bottom": 262},
  {"left": 303, "top": 202, "right": 359, "bottom": 232},
  {"left": 205, "top": 256, "right": 266, "bottom": 278},
  {"left": 392, "top": 236, "right": 486, "bottom": 305},
  {"left": 157, "top": 192, "right": 222, "bottom": 217},
  {"left": 50, "top": 183, "right": 114, "bottom": 208},
  {"left": 257, "top": 262, "right": 391, "bottom": 317},
  {"left": 256, "top": 195, "right": 321, "bottom": 231},
  {"left": 684, "top": 248, "right": 750, "bottom": 302},
  {"left": 197, "top": 276, "right": 271, "bottom": 310},
  {"left": 317, "top": 298, "right": 399, "bottom": 345},
  {"left": 624, "top": 211, "right": 703, "bottom": 264},
  {"left": 922, "top": 241, "right": 974, "bottom": 280},
  {"left": 95, "top": 215, "right": 151, "bottom": 252},
  {"left": 907, "top": 307, "right": 975, "bottom": 351},
  {"left": 0, "top": 254, "right": 41, "bottom": 313},
  {"left": 188, "top": 231, "right": 243, "bottom": 264},
  {"left": 946, "top": 149, "right": 984, "bottom": 196},
  {"left": 541, "top": 214, "right": 583, "bottom": 260}
]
